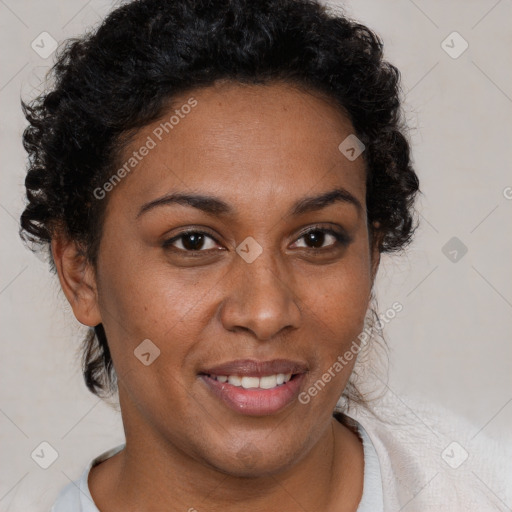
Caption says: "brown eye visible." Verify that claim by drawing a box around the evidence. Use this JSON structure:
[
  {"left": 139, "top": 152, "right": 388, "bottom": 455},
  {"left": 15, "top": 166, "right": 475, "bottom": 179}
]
[
  {"left": 302, "top": 230, "right": 330, "bottom": 249},
  {"left": 163, "top": 230, "right": 220, "bottom": 252},
  {"left": 292, "top": 227, "right": 351, "bottom": 250}
]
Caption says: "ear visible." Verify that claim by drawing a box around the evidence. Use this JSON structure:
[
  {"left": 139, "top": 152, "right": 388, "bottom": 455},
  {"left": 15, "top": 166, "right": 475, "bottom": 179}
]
[
  {"left": 369, "top": 221, "right": 381, "bottom": 285},
  {"left": 51, "top": 233, "right": 102, "bottom": 327}
]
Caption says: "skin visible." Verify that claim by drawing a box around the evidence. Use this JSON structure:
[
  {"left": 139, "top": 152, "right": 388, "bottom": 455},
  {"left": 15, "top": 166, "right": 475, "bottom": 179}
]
[{"left": 52, "top": 80, "right": 381, "bottom": 511}]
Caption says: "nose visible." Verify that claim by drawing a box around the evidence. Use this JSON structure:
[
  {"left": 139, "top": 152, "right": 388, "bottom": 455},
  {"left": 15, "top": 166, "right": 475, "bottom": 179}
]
[{"left": 219, "top": 249, "right": 302, "bottom": 341}]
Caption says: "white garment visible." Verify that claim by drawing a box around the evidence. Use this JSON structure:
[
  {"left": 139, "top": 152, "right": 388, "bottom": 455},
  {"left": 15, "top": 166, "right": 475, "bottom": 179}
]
[
  {"left": 49, "top": 443, "right": 123, "bottom": 512},
  {"left": 357, "top": 422, "right": 384, "bottom": 511},
  {"left": 342, "top": 392, "right": 512, "bottom": 511},
  {"left": 49, "top": 419, "right": 383, "bottom": 511},
  {"left": 49, "top": 392, "right": 512, "bottom": 511}
]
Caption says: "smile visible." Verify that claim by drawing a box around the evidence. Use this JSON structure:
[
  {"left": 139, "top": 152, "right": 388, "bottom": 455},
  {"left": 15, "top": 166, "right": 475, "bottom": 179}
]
[
  {"left": 199, "top": 359, "right": 308, "bottom": 416},
  {"left": 207, "top": 373, "right": 293, "bottom": 389}
]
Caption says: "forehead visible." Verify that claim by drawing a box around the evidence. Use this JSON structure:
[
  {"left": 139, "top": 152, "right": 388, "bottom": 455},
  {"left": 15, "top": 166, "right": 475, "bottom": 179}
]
[{"left": 107, "top": 81, "right": 367, "bottom": 218}]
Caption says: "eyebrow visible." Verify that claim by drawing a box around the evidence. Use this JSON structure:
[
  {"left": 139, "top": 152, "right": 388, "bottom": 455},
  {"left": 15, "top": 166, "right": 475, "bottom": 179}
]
[{"left": 136, "top": 187, "right": 362, "bottom": 219}]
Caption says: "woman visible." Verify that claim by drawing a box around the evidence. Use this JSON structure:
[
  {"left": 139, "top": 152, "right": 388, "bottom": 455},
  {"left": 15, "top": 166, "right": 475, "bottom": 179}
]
[{"left": 20, "top": 0, "right": 511, "bottom": 510}]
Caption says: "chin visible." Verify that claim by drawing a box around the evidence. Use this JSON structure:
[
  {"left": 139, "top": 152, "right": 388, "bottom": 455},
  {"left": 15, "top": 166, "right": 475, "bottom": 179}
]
[{"left": 197, "top": 434, "right": 311, "bottom": 479}]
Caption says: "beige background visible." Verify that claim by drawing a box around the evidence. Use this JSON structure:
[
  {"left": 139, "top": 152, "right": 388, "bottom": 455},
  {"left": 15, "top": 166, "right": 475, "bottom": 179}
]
[{"left": 1, "top": 0, "right": 511, "bottom": 510}]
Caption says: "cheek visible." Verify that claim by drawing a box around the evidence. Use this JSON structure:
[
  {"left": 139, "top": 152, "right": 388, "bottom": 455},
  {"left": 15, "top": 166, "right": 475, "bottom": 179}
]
[
  {"left": 95, "top": 260, "right": 208, "bottom": 425},
  {"left": 298, "top": 245, "right": 372, "bottom": 388},
  {"left": 94, "top": 241, "right": 215, "bottom": 390},
  {"left": 303, "top": 243, "right": 372, "bottom": 337}
]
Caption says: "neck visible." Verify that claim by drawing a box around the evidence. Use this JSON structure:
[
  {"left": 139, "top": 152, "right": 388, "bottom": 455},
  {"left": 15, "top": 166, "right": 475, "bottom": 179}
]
[{"left": 88, "top": 402, "right": 364, "bottom": 512}]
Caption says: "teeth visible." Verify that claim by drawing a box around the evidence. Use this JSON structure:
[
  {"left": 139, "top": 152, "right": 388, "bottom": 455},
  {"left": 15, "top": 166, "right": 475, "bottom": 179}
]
[
  {"left": 211, "top": 373, "right": 292, "bottom": 389},
  {"left": 259, "top": 375, "right": 277, "bottom": 389},
  {"left": 241, "top": 376, "right": 260, "bottom": 389},
  {"left": 228, "top": 375, "right": 241, "bottom": 386}
]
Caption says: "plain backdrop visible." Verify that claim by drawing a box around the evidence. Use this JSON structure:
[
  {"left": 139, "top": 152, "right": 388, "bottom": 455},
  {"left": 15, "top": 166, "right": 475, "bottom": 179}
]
[{"left": 1, "top": 0, "right": 511, "bottom": 510}]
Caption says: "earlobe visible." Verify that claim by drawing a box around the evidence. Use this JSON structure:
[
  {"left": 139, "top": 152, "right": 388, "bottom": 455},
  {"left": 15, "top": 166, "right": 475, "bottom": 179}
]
[{"left": 51, "top": 234, "right": 102, "bottom": 327}]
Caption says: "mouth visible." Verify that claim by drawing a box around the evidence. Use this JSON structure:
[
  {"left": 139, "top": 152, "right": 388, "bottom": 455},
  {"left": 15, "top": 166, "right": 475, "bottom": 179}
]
[{"left": 198, "top": 359, "right": 308, "bottom": 416}]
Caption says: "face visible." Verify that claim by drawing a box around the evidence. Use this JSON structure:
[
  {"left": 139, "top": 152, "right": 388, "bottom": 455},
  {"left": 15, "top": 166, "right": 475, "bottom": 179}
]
[{"left": 71, "top": 81, "right": 379, "bottom": 476}]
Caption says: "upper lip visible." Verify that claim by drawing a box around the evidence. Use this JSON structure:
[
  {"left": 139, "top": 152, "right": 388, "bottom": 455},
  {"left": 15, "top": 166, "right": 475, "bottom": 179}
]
[{"left": 200, "top": 359, "right": 308, "bottom": 377}]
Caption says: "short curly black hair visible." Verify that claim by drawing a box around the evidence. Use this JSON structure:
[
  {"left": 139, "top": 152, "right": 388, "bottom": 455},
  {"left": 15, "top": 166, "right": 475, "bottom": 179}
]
[{"left": 20, "top": 0, "right": 420, "bottom": 405}]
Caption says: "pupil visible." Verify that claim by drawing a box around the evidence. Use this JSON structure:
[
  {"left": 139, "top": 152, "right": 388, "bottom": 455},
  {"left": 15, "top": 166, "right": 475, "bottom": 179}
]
[
  {"left": 306, "top": 231, "right": 324, "bottom": 248},
  {"left": 183, "top": 233, "right": 204, "bottom": 250}
]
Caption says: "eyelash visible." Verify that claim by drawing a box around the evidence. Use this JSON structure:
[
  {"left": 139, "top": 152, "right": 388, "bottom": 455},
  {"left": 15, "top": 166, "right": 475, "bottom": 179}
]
[{"left": 162, "top": 225, "right": 351, "bottom": 255}]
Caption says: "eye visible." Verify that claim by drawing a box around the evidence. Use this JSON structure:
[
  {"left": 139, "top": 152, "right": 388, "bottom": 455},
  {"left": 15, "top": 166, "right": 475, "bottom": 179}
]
[
  {"left": 162, "top": 225, "right": 351, "bottom": 254},
  {"left": 162, "top": 230, "right": 221, "bottom": 253},
  {"left": 292, "top": 226, "right": 351, "bottom": 250}
]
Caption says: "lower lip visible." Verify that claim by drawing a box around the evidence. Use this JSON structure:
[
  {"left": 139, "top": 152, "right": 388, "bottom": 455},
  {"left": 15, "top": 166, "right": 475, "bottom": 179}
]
[{"left": 200, "top": 374, "right": 306, "bottom": 416}]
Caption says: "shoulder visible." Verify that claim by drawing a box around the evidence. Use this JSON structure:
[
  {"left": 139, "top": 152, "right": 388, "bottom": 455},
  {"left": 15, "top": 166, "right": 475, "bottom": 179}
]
[
  {"left": 50, "top": 479, "right": 85, "bottom": 512},
  {"left": 341, "top": 392, "right": 512, "bottom": 511},
  {"left": 49, "top": 443, "right": 125, "bottom": 512}
]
